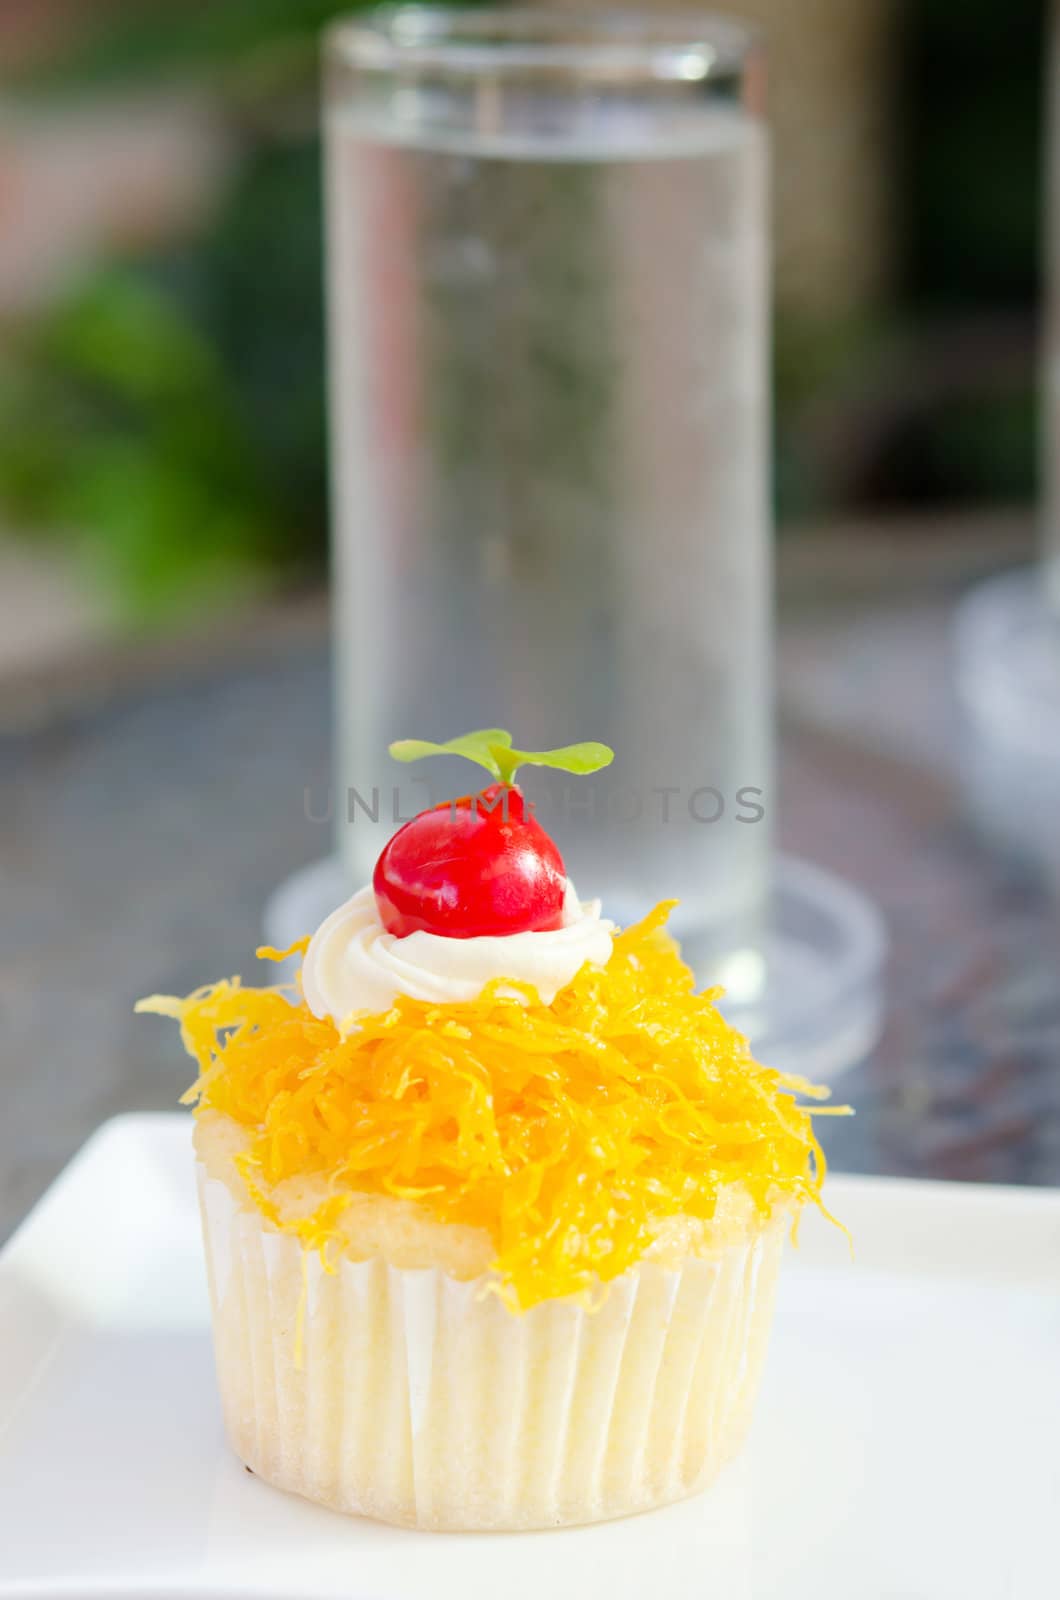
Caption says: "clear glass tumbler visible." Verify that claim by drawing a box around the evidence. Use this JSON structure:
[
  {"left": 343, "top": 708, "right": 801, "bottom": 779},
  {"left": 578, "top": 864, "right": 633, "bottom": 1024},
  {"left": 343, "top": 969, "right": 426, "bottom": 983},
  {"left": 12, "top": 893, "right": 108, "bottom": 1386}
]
[{"left": 325, "top": 8, "right": 771, "bottom": 993}]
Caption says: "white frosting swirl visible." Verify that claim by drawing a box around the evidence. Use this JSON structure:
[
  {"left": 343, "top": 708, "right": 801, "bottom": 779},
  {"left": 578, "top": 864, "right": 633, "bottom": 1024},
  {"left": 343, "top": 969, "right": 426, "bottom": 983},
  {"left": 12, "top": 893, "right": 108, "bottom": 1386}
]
[{"left": 302, "top": 881, "right": 614, "bottom": 1028}]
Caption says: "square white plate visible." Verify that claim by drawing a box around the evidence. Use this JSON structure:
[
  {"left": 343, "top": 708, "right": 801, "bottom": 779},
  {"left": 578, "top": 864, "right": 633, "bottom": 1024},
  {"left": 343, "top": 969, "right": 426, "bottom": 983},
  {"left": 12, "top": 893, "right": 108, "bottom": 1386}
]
[{"left": 1, "top": 1114, "right": 1057, "bottom": 1599}]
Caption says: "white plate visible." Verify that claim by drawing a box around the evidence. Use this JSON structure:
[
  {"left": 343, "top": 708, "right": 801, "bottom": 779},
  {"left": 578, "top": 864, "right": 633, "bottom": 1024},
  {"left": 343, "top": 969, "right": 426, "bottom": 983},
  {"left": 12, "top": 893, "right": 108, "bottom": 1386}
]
[{"left": 1, "top": 1115, "right": 1057, "bottom": 1599}]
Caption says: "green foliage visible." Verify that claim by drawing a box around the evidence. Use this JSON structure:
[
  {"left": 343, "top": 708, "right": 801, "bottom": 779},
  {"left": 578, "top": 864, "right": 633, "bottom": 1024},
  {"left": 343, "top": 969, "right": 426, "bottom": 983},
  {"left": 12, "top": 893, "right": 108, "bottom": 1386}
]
[
  {"left": 0, "top": 1, "right": 357, "bottom": 618},
  {"left": 0, "top": 0, "right": 490, "bottom": 619},
  {"left": 0, "top": 268, "right": 282, "bottom": 617},
  {"left": 901, "top": 0, "right": 1044, "bottom": 307},
  {"left": 22, "top": 0, "right": 367, "bottom": 93},
  {"left": 180, "top": 138, "right": 329, "bottom": 561},
  {"left": 390, "top": 731, "right": 614, "bottom": 788}
]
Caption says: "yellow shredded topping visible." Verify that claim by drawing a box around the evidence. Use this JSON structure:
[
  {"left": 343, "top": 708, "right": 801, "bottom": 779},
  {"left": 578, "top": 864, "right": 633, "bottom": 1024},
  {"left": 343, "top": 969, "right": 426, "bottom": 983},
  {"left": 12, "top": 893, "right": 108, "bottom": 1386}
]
[{"left": 139, "top": 904, "right": 846, "bottom": 1310}]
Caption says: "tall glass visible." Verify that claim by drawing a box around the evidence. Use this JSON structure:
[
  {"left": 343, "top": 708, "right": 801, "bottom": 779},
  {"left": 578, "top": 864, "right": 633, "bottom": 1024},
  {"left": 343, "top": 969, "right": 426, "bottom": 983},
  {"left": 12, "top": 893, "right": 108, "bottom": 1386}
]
[{"left": 325, "top": 8, "right": 770, "bottom": 993}]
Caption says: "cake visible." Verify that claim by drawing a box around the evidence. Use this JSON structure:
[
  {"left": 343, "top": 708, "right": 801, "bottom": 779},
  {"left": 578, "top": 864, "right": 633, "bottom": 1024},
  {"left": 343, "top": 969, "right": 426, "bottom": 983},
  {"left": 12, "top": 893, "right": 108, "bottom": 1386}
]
[{"left": 139, "top": 729, "right": 844, "bottom": 1530}]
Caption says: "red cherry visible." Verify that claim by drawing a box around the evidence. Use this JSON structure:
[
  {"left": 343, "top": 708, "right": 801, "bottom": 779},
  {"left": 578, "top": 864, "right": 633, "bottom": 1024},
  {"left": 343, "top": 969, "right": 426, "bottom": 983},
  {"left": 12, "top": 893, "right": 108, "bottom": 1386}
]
[{"left": 373, "top": 783, "right": 566, "bottom": 939}]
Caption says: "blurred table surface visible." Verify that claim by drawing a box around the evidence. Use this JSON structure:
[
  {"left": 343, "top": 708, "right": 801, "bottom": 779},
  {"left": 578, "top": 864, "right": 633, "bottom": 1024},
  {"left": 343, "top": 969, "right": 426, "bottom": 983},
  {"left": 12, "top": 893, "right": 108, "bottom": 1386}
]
[{"left": 2, "top": 511, "right": 1059, "bottom": 1244}]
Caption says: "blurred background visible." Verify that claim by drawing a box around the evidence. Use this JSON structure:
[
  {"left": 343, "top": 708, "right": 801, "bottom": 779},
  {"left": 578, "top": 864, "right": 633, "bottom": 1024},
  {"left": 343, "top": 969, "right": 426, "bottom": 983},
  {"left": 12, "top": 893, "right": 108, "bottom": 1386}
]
[
  {"left": 1, "top": 1, "right": 1058, "bottom": 1235},
  {"left": 0, "top": 0, "right": 1044, "bottom": 640}
]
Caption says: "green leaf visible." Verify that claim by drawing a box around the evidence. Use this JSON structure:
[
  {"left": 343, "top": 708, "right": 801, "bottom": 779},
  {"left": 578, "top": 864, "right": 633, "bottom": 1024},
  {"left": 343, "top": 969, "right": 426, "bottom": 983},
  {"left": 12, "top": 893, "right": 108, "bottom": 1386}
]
[
  {"left": 506, "top": 742, "right": 614, "bottom": 778},
  {"left": 389, "top": 730, "right": 513, "bottom": 782},
  {"left": 389, "top": 731, "right": 612, "bottom": 788}
]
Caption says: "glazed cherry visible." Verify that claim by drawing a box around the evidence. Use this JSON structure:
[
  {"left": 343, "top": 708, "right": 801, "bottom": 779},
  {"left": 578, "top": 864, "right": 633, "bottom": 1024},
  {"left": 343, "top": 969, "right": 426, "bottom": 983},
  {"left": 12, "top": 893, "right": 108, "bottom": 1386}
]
[{"left": 374, "top": 783, "right": 566, "bottom": 939}]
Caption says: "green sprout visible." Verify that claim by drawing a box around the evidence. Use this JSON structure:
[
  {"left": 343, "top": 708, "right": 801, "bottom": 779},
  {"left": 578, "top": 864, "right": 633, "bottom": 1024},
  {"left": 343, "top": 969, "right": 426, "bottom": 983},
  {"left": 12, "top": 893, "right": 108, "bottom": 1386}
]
[{"left": 389, "top": 729, "right": 613, "bottom": 788}]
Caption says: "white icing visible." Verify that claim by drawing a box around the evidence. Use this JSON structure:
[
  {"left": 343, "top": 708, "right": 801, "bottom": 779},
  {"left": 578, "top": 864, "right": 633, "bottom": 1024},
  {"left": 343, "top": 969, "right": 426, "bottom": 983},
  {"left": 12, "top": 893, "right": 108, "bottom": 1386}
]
[{"left": 302, "top": 881, "right": 614, "bottom": 1027}]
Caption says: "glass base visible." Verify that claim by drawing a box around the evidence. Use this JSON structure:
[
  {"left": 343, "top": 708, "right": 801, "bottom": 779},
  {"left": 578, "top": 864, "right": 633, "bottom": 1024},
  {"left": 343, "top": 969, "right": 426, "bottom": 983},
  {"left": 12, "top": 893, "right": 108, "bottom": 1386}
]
[
  {"left": 720, "top": 856, "right": 886, "bottom": 1082},
  {"left": 953, "top": 566, "right": 1060, "bottom": 881},
  {"left": 263, "top": 854, "right": 886, "bottom": 1084}
]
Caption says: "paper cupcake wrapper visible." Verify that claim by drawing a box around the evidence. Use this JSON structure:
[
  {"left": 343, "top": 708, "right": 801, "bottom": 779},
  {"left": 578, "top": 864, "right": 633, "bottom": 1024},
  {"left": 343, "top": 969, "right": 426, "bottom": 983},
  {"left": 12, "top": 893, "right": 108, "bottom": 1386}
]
[{"left": 197, "top": 1165, "right": 786, "bottom": 1530}]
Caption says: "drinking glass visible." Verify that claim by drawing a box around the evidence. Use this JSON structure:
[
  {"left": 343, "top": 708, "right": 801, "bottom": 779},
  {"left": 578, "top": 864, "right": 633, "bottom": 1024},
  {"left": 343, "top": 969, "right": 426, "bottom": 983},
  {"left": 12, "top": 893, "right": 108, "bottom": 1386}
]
[{"left": 325, "top": 7, "right": 770, "bottom": 994}]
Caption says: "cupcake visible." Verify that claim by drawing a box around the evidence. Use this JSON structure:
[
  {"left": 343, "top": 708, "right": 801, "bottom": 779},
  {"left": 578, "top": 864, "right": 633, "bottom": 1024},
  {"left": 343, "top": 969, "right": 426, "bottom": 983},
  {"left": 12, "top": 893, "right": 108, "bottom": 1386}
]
[{"left": 139, "top": 730, "right": 843, "bottom": 1531}]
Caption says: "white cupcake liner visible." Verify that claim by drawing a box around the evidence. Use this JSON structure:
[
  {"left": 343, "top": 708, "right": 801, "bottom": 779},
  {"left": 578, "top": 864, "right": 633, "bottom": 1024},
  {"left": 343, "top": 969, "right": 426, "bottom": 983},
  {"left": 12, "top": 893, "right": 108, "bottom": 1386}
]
[{"left": 197, "top": 1164, "right": 787, "bottom": 1530}]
